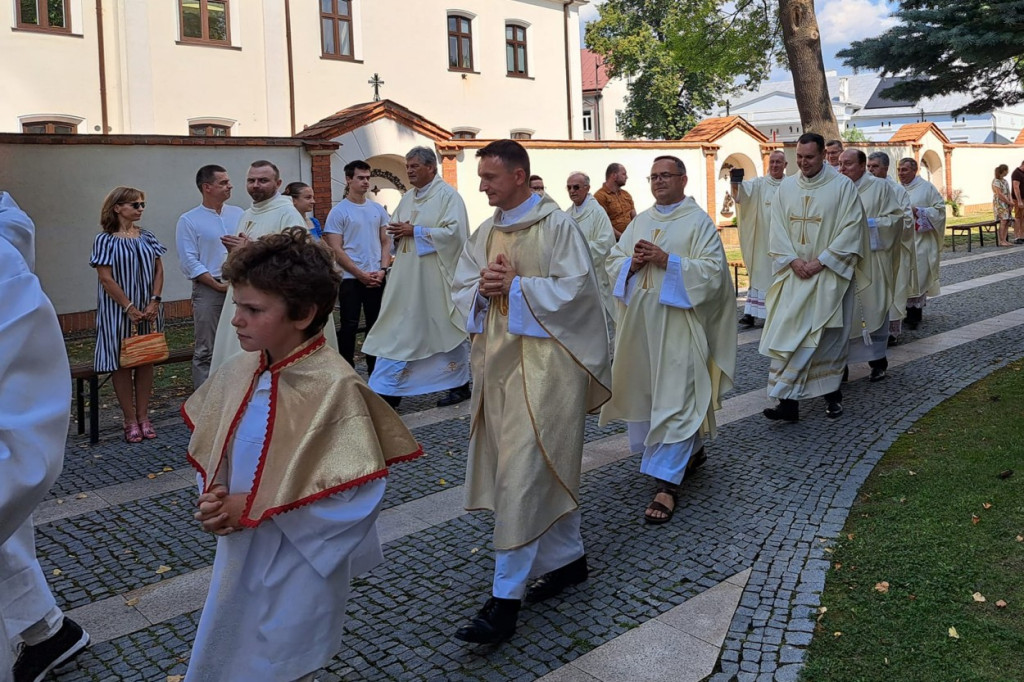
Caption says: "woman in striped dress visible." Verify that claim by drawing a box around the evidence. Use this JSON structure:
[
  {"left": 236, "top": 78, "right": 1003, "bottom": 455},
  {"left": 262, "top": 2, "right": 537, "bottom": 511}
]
[{"left": 90, "top": 187, "right": 166, "bottom": 443}]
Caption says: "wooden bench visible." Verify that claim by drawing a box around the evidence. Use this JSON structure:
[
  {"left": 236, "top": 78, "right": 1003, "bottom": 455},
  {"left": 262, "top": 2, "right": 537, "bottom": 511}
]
[
  {"left": 70, "top": 347, "right": 194, "bottom": 445},
  {"left": 727, "top": 260, "right": 747, "bottom": 292},
  {"left": 947, "top": 219, "right": 998, "bottom": 252}
]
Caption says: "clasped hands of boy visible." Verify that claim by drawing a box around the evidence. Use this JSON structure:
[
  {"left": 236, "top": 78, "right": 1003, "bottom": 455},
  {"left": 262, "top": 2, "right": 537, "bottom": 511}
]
[{"left": 194, "top": 484, "right": 248, "bottom": 535}]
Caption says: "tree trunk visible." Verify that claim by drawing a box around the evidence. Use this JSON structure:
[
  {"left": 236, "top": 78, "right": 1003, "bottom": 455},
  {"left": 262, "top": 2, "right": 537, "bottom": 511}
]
[{"left": 778, "top": 0, "right": 840, "bottom": 140}]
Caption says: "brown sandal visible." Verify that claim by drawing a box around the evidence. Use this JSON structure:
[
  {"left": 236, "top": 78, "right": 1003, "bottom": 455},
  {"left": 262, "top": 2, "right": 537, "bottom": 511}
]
[{"left": 644, "top": 480, "right": 678, "bottom": 525}]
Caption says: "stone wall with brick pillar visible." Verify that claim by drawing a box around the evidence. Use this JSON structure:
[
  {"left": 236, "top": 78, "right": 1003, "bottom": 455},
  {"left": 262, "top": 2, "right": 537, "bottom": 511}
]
[
  {"left": 0, "top": 133, "right": 338, "bottom": 321},
  {"left": 309, "top": 150, "right": 334, "bottom": 226}
]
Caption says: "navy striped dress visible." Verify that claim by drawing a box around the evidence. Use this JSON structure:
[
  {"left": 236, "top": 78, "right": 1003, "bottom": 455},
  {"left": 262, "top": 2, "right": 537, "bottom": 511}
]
[{"left": 90, "top": 229, "right": 167, "bottom": 371}]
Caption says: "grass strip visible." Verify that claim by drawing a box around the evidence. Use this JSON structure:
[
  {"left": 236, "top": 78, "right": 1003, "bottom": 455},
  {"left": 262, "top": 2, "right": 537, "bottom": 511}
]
[{"left": 800, "top": 360, "right": 1024, "bottom": 682}]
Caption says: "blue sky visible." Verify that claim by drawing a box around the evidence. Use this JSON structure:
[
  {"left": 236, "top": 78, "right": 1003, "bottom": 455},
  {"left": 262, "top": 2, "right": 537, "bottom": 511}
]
[{"left": 579, "top": 0, "right": 901, "bottom": 77}]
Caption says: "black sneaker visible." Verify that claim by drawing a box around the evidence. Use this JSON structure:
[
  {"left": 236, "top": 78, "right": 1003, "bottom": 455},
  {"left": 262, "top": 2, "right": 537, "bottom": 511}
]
[
  {"left": 869, "top": 367, "right": 887, "bottom": 382},
  {"left": 437, "top": 383, "right": 471, "bottom": 408},
  {"left": 14, "top": 617, "right": 90, "bottom": 682},
  {"left": 825, "top": 401, "right": 844, "bottom": 418},
  {"left": 887, "top": 335, "right": 899, "bottom": 347}
]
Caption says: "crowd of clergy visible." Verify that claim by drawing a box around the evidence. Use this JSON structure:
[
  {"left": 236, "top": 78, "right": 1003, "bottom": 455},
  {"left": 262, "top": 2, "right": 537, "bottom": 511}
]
[{"left": 0, "top": 130, "right": 947, "bottom": 681}]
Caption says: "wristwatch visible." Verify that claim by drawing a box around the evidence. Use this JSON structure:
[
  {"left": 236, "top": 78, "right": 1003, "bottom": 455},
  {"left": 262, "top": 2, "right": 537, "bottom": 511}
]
[{"left": 151, "top": 295, "right": 162, "bottom": 302}]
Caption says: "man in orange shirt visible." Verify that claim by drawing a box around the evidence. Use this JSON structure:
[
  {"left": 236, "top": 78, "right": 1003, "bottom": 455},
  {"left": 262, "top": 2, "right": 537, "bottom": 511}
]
[{"left": 594, "top": 163, "right": 636, "bottom": 239}]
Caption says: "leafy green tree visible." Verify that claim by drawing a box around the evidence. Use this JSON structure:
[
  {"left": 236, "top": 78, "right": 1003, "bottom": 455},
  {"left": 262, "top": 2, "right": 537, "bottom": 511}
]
[
  {"left": 586, "top": 0, "right": 840, "bottom": 139},
  {"left": 839, "top": 1, "right": 1024, "bottom": 115},
  {"left": 842, "top": 127, "right": 870, "bottom": 142}
]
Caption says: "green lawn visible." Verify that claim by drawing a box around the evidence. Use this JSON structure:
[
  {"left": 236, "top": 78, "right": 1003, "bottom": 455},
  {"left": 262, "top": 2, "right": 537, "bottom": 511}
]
[{"left": 800, "top": 360, "right": 1024, "bottom": 682}]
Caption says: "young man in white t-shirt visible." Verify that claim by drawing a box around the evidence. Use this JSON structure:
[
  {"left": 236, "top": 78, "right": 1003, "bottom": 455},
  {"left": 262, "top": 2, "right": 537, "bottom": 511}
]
[{"left": 324, "top": 160, "right": 392, "bottom": 375}]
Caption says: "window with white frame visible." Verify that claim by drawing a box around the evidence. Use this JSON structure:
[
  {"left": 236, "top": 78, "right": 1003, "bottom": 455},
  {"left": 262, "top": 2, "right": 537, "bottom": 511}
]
[{"left": 582, "top": 109, "right": 593, "bottom": 134}]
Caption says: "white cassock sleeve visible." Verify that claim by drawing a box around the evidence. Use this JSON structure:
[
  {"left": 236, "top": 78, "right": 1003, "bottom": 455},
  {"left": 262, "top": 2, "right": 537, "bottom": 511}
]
[
  {"left": 658, "top": 254, "right": 693, "bottom": 309},
  {"left": 412, "top": 226, "right": 437, "bottom": 256},
  {"left": 612, "top": 259, "right": 638, "bottom": 305},
  {"left": 508, "top": 277, "right": 551, "bottom": 338},
  {"left": 271, "top": 478, "right": 387, "bottom": 579},
  {"left": 0, "top": 242, "right": 69, "bottom": 544}
]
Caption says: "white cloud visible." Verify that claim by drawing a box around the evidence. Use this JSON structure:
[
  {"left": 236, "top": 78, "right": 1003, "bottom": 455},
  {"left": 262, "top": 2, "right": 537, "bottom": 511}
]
[
  {"left": 816, "top": 0, "right": 899, "bottom": 46},
  {"left": 578, "top": 0, "right": 606, "bottom": 25}
]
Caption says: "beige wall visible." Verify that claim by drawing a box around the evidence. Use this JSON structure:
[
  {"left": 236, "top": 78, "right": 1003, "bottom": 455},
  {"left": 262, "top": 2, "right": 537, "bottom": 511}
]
[
  {"left": 0, "top": 139, "right": 313, "bottom": 314},
  {"left": 3, "top": 0, "right": 586, "bottom": 139},
  {"left": 948, "top": 146, "right": 1022, "bottom": 211}
]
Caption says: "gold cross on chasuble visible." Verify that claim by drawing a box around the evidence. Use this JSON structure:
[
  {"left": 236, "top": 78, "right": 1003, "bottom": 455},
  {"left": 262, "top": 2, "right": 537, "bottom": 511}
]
[{"left": 789, "top": 196, "right": 822, "bottom": 245}]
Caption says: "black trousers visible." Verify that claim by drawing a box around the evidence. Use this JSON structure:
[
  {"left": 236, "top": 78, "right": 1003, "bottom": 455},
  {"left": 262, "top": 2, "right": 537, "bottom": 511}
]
[{"left": 338, "top": 278, "right": 385, "bottom": 375}]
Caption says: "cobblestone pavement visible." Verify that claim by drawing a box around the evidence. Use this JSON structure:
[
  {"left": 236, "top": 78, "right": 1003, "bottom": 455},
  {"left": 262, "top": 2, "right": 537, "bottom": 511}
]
[{"left": 32, "top": 245, "right": 1024, "bottom": 681}]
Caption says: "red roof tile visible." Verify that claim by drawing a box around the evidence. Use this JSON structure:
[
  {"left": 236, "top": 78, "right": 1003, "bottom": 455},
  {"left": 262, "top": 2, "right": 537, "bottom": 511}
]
[
  {"left": 681, "top": 116, "right": 768, "bottom": 143},
  {"left": 581, "top": 49, "right": 611, "bottom": 92},
  {"left": 295, "top": 100, "right": 452, "bottom": 142}
]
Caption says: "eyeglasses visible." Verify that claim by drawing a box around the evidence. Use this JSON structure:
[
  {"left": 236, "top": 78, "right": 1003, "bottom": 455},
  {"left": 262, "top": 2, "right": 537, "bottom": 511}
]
[
  {"left": 646, "top": 173, "right": 684, "bottom": 183},
  {"left": 566, "top": 184, "right": 586, "bottom": 191},
  {"left": 120, "top": 201, "right": 146, "bottom": 209}
]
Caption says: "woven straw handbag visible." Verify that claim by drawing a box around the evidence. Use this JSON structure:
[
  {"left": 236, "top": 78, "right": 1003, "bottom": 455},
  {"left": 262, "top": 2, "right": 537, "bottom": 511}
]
[{"left": 119, "top": 323, "right": 168, "bottom": 368}]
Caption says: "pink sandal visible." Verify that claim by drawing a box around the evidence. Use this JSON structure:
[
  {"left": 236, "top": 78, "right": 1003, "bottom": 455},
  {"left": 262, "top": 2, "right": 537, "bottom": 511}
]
[
  {"left": 139, "top": 420, "right": 157, "bottom": 440},
  {"left": 124, "top": 422, "right": 143, "bottom": 443}
]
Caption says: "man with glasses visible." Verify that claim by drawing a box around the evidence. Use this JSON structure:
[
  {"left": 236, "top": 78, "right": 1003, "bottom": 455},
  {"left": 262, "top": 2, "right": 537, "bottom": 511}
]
[
  {"left": 867, "top": 151, "right": 914, "bottom": 345},
  {"left": 760, "top": 133, "right": 869, "bottom": 422},
  {"left": 594, "top": 163, "right": 636, "bottom": 239},
  {"left": 175, "top": 165, "right": 244, "bottom": 389},
  {"left": 565, "top": 171, "right": 616, "bottom": 322},
  {"left": 898, "top": 158, "right": 946, "bottom": 330},
  {"left": 529, "top": 175, "right": 546, "bottom": 195},
  {"left": 600, "top": 157, "right": 737, "bottom": 525}
]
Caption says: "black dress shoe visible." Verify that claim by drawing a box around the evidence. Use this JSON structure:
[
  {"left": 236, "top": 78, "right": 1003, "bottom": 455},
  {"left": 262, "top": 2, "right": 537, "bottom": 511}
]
[
  {"left": 685, "top": 447, "right": 707, "bottom": 475},
  {"left": 887, "top": 335, "right": 899, "bottom": 347},
  {"left": 764, "top": 399, "right": 799, "bottom": 422},
  {"left": 825, "top": 401, "right": 843, "bottom": 418},
  {"left": 524, "top": 555, "right": 588, "bottom": 604},
  {"left": 739, "top": 314, "right": 756, "bottom": 327},
  {"left": 869, "top": 367, "right": 887, "bottom": 382},
  {"left": 454, "top": 597, "right": 520, "bottom": 644},
  {"left": 437, "top": 382, "right": 471, "bottom": 407}
]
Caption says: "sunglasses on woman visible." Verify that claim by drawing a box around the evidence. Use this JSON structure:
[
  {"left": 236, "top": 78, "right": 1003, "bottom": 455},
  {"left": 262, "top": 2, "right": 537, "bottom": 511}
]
[{"left": 120, "top": 201, "right": 146, "bottom": 209}]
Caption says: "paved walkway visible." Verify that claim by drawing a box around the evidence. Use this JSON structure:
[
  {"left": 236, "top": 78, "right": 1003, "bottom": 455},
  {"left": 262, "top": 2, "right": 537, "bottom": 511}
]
[{"left": 33, "top": 245, "right": 1024, "bottom": 681}]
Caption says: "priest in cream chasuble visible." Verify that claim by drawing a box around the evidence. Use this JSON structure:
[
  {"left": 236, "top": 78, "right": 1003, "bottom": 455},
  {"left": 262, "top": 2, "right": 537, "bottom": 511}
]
[
  {"left": 732, "top": 150, "right": 787, "bottom": 325},
  {"left": 361, "top": 147, "right": 471, "bottom": 407},
  {"left": 600, "top": 156, "right": 736, "bottom": 525},
  {"left": 839, "top": 150, "right": 906, "bottom": 379},
  {"left": 450, "top": 141, "right": 610, "bottom": 646},
  {"left": 898, "top": 158, "right": 945, "bottom": 329},
  {"left": 760, "top": 135, "right": 869, "bottom": 421}
]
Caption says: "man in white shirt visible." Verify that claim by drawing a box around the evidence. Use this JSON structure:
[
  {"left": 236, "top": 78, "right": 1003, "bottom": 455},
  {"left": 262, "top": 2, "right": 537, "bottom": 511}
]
[
  {"left": 324, "top": 160, "right": 391, "bottom": 376},
  {"left": 175, "top": 165, "right": 244, "bottom": 389}
]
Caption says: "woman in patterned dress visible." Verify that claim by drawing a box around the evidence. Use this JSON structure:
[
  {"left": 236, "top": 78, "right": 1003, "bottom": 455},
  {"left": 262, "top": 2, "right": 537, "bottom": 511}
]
[
  {"left": 992, "top": 164, "right": 1013, "bottom": 247},
  {"left": 91, "top": 187, "right": 166, "bottom": 443}
]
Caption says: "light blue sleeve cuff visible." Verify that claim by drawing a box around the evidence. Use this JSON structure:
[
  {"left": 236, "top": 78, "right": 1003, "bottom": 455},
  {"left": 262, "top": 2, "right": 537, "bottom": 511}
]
[
  {"left": 659, "top": 254, "right": 693, "bottom": 309},
  {"left": 867, "top": 218, "right": 881, "bottom": 251},
  {"left": 413, "top": 226, "right": 437, "bottom": 256},
  {"left": 467, "top": 289, "right": 488, "bottom": 333},
  {"left": 508, "top": 277, "right": 551, "bottom": 338},
  {"left": 613, "top": 259, "right": 638, "bottom": 305}
]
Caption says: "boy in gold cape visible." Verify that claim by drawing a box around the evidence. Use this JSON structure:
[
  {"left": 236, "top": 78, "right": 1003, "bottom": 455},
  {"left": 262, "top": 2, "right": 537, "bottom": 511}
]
[{"left": 182, "top": 228, "right": 420, "bottom": 682}]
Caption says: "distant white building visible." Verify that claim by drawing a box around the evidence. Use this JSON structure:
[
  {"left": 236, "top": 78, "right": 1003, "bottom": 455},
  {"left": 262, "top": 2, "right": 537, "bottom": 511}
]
[
  {"left": 580, "top": 48, "right": 630, "bottom": 141},
  {"left": 714, "top": 71, "right": 1024, "bottom": 144},
  {"left": 3, "top": 0, "right": 588, "bottom": 140}
]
